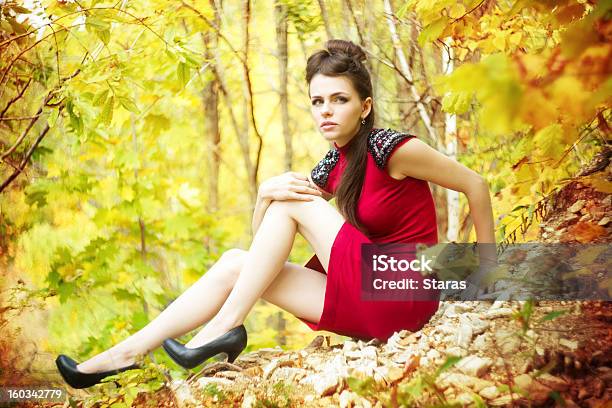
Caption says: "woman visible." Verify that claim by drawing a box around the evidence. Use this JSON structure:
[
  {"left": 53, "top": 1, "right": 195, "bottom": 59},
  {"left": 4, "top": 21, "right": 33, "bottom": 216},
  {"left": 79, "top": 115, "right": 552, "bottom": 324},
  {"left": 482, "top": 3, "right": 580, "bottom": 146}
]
[{"left": 56, "top": 39, "right": 495, "bottom": 389}]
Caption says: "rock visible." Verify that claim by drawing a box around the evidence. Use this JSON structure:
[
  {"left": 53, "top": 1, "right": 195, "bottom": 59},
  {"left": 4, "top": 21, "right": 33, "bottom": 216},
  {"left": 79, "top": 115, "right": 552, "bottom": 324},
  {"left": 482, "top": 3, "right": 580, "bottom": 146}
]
[
  {"left": 444, "top": 304, "right": 458, "bottom": 317},
  {"left": 455, "top": 322, "right": 473, "bottom": 349},
  {"left": 339, "top": 389, "right": 358, "bottom": 408},
  {"left": 445, "top": 346, "right": 468, "bottom": 357},
  {"left": 197, "top": 377, "right": 233, "bottom": 388},
  {"left": 485, "top": 308, "right": 513, "bottom": 319},
  {"left": 170, "top": 379, "right": 196, "bottom": 407},
  {"left": 456, "top": 355, "right": 493, "bottom": 377},
  {"left": 453, "top": 392, "right": 475, "bottom": 405},
  {"left": 597, "top": 216, "right": 609, "bottom": 226},
  {"left": 468, "top": 317, "right": 490, "bottom": 335},
  {"left": 214, "top": 370, "right": 244, "bottom": 380},
  {"left": 494, "top": 329, "right": 520, "bottom": 355},
  {"left": 438, "top": 372, "right": 495, "bottom": 392},
  {"left": 559, "top": 338, "right": 578, "bottom": 351},
  {"left": 568, "top": 200, "right": 585, "bottom": 213},
  {"left": 306, "top": 335, "right": 326, "bottom": 349},
  {"left": 300, "top": 372, "right": 340, "bottom": 397},
  {"left": 386, "top": 366, "right": 405, "bottom": 383},
  {"left": 391, "top": 350, "right": 415, "bottom": 365},
  {"left": 343, "top": 341, "right": 358, "bottom": 353},
  {"left": 488, "top": 393, "right": 523, "bottom": 406},
  {"left": 537, "top": 373, "right": 569, "bottom": 392},
  {"left": 241, "top": 389, "right": 257, "bottom": 408},
  {"left": 479, "top": 385, "right": 500, "bottom": 399},
  {"left": 426, "top": 349, "right": 440, "bottom": 361},
  {"left": 269, "top": 367, "right": 309, "bottom": 383},
  {"left": 360, "top": 346, "right": 378, "bottom": 360},
  {"left": 514, "top": 374, "right": 553, "bottom": 404},
  {"left": 455, "top": 302, "right": 475, "bottom": 312},
  {"left": 262, "top": 357, "right": 294, "bottom": 379},
  {"left": 472, "top": 334, "right": 488, "bottom": 350}
]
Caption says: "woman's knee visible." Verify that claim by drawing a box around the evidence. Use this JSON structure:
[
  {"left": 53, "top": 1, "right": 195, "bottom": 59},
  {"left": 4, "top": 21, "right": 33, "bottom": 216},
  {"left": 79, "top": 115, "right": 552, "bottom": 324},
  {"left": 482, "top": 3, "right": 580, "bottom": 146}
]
[
  {"left": 211, "top": 248, "right": 246, "bottom": 285},
  {"left": 267, "top": 196, "right": 328, "bottom": 217}
]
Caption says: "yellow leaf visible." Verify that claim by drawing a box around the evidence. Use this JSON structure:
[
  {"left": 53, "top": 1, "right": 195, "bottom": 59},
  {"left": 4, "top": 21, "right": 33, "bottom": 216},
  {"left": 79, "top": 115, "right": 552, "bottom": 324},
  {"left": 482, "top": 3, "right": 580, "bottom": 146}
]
[
  {"left": 533, "top": 123, "right": 566, "bottom": 161},
  {"left": 121, "top": 185, "right": 134, "bottom": 202},
  {"left": 582, "top": 175, "right": 612, "bottom": 194},
  {"left": 448, "top": 3, "right": 466, "bottom": 19},
  {"left": 493, "top": 32, "right": 506, "bottom": 51},
  {"left": 509, "top": 32, "right": 522, "bottom": 47},
  {"left": 47, "top": 161, "right": 62, "bottom": 178}
]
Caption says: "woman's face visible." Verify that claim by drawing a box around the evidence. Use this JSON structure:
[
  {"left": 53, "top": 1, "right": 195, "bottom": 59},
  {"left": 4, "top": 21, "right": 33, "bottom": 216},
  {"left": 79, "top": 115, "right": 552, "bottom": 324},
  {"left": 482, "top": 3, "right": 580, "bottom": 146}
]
[{"left": 309, "top": 74, "right": 372, "bottom": 147}]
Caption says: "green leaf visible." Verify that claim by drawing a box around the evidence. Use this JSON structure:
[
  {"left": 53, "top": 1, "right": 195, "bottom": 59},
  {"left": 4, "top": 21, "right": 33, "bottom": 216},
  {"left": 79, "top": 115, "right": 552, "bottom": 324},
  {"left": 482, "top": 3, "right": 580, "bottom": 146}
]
[
  {"left": 99, "top": 96, "right": 114, "bottom": 126},
  {"left": 418, "top": 17, "right": 449, "bottom": 47},
  {"left": 86, "top": 16, "right": 111, "bottom": 31},
  {"left": 436, "top": 356, "right": 462, "bottom": 375},
  {"left": 539, "top": 310, "right": 568, "bottom": 322},
  {"left": 177, "top": 62, "right": 189, "bottom": 87},
  {"left": 93, "top": 89, "right": 110, "bottom": 107},
  {"left": 118, "top": 96, "right": 140, "bottom": 114},
  {"left": 96, "top": 29, "right": 111, "bottom": 45},
  {"left": 58, "top": 281, "right": 75, "bottom": 303},
  {"left": 47, "top": 109, "right": 59, "bottom": 128}
]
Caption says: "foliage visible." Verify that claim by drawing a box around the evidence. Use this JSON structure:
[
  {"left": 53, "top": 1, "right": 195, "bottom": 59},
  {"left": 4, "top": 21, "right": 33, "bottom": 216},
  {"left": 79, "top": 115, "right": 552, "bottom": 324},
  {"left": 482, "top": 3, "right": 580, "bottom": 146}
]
[
  {"left": 405, "top": 0, "right": 610, "bottom": 242},
  {"left": 346, "top": 356, "right": 464, "bottom": 407}
]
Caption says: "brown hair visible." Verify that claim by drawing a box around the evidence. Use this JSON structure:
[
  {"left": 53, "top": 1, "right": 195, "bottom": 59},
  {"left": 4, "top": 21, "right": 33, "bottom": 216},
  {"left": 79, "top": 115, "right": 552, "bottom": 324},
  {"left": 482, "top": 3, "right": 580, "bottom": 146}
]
[{"left": 306, "top": 39, "right": 374, "bottom": 232}]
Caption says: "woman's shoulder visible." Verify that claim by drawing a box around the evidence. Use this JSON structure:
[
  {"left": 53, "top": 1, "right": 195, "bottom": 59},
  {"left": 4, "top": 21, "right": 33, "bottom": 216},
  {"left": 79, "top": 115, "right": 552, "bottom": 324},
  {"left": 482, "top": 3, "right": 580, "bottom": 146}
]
[
  {"left": 367, "top": 128, "right": 418, "bottom": 169},
  {"left": 310, "top": 148, "right": 340, "bottom": 191}
]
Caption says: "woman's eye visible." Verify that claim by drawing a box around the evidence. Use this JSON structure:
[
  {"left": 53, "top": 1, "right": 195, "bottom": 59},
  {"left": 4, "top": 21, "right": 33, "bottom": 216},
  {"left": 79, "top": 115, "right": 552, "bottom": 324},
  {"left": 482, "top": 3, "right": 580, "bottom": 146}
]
[
  {"left": 311, "top": 100, "right": 322, "bottom": 106},
  {"left": 335, "top": 97, "right": 347, "bottom": 102}
]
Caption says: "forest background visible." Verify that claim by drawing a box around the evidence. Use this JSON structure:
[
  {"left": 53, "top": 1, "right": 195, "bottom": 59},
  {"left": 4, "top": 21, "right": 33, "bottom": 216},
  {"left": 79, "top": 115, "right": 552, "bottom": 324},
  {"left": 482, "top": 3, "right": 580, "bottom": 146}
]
[{"left": 0, "top": 0, "right": 610, "bottom": 390}]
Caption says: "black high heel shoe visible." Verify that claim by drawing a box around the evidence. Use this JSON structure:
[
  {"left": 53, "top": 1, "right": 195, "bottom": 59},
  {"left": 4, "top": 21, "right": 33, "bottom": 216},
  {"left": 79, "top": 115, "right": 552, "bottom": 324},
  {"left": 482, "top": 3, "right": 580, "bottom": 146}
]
[
  {"left": 162, "top": 324, "right": 247, "bottom": 369},
  {"left": 55, "top": 354, "right": 141, "bottom": 389}
]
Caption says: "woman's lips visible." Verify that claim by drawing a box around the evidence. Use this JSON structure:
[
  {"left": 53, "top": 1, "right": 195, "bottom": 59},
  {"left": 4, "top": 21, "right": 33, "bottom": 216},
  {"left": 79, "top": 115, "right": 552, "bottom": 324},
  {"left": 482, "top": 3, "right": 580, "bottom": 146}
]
[{"left": 321, "top": 124, "right": 337, "bottom": 131}]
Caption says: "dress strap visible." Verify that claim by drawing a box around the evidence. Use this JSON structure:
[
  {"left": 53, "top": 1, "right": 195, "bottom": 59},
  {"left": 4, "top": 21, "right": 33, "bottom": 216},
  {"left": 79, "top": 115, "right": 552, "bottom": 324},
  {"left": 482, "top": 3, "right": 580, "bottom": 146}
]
[
  {"left": 367, "top": 128, "right": 417, "bottom": 169},
  {"left": 311, "top": 148, "right": 339, "bottom": 190}
]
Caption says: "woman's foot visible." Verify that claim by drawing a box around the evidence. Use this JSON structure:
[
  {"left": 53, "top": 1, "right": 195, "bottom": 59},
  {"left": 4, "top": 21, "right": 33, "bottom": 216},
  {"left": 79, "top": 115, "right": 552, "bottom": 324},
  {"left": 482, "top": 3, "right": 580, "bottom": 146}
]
[
  {"left": 56, "top": 354, "right": 141, "bottom": 389},
  {"left": 75, "top": 349, "right": 136, "bottom": 373},
  {"left": 162, "top": 324, "right": 247, "bottom": 369},
  {"left": 184, "top": 319, "right": 239, "bottom": 349}
]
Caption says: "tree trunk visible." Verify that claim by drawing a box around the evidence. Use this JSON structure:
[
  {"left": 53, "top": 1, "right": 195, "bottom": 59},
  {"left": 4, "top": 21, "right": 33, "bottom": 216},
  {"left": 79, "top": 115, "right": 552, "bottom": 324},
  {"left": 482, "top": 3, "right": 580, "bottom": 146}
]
[
  {"left": 442, "top": 37, "right": 459, "bottom": 242},
  {"left": 241, "top": 0, "right": 262, "bottom": 209},
  {"left": 317, "top": 0, "right": 333, "bottom": 40},
  {"left": 202, "top": 3, "right": 221, "bottom": 211},
  {"left": 275, "top": 2, "right": 292, "bottom": 171}
]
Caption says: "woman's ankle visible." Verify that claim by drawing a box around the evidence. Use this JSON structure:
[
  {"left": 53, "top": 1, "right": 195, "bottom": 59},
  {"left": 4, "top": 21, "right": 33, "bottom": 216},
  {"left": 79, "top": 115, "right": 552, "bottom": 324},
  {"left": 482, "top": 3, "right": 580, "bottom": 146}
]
[{"left": 76, "top": 348, "right": 137, "bottom": 373}]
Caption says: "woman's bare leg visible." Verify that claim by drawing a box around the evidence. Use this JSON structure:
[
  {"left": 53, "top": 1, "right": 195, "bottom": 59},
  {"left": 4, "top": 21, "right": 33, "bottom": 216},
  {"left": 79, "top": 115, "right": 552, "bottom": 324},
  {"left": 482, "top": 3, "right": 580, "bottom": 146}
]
[
  {"left": 75, "top": 247, "right": 333, "bottom": 373},
  {"left": 185, "top": 196, "right": 344, "bottom": 348},
  {"left": 75, "top": 249, "right": 246, "bottom": 373}
]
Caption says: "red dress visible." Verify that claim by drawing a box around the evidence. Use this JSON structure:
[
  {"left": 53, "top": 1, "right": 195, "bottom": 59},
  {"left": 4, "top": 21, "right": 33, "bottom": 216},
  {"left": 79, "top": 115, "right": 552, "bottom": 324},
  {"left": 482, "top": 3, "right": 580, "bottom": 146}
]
[{"left": 298, "top": 128, "right": 440, "bottom": 341}]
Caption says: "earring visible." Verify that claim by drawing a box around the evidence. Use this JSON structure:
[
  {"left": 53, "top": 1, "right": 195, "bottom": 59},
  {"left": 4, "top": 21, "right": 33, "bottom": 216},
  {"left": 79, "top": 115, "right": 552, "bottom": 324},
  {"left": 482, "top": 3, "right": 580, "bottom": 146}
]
[{"left": 361, "top": 118, "right": 366, "bottom": 125}]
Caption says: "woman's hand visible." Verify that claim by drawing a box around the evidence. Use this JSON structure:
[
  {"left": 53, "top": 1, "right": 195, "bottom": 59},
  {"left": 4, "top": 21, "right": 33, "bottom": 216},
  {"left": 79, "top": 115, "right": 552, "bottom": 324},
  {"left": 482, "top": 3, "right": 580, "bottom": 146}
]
[{"left": 258, "top": 171, "right": 323, "bottom": 202}]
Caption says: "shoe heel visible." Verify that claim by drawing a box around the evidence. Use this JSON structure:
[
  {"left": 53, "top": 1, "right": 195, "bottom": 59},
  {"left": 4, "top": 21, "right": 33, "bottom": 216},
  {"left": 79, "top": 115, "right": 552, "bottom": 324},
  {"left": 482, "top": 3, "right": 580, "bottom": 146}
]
[{"left": 226, "top": 349, "right": 242, "bottom": 363}]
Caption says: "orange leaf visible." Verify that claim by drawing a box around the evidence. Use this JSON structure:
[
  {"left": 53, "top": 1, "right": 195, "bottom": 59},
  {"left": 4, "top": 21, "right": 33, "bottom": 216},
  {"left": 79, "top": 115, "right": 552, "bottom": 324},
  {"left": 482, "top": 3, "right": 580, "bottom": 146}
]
[{"left": 568, "top": 222, "right": 607, "bottom": 243}]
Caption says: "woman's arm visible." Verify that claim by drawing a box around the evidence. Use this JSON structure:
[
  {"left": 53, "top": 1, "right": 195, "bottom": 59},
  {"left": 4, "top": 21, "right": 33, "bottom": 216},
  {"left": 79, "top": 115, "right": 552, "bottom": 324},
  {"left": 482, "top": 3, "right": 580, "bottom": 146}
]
[
  {"left": 388, "top": 139, "right": 497, "bottom": 294},
  {"left": 388, "top": 138, "right": 495, "bottom": 243},
  {"left": 388, "top": 139, "right": 497, "bottom": 289}
]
